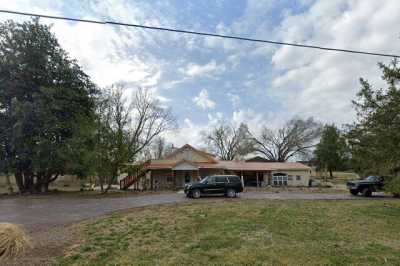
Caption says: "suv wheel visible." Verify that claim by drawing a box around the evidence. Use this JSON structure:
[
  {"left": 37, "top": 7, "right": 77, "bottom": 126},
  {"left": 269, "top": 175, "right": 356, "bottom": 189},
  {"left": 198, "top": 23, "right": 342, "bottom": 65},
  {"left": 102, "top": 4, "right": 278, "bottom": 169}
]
[
  {"left": 226, "top": 188, "right": 236, "bottom": 198},
  {"left": 350, "top": 189, "right": 359, "bottom": 196},
  {"left": 362, "top": 188, "right": 372, "bottom": 197},
  {"left": 191, "top": 189, "right": 201, "bottom": 199}
]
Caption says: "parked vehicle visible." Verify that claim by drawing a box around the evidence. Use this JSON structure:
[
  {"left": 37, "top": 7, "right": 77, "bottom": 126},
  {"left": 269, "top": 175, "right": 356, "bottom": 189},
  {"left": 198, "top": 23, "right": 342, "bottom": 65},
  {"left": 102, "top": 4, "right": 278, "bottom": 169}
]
[
  {"left": 346, "top": 176, "right": 385, "bottom": 197},
  {"left": 184, "top": 175, "right": 243, "bottom": 199}
]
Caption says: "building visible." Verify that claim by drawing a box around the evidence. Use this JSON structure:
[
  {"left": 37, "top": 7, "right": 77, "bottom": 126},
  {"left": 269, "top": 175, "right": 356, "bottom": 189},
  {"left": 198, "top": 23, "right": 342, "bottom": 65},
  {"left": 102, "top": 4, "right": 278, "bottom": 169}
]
[{"left": 120, "top": 144, "right": 311, "bottom": 190}]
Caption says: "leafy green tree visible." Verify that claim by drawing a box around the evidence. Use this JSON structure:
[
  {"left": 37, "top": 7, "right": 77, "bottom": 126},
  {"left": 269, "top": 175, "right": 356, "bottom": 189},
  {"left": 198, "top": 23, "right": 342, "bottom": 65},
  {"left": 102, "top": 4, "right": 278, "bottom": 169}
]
[
  {"left": 0, "top": 19, "right": 96, "bottom": 193},
  {"left": 314, "top": 125, "right": 348, "bottom": 178},
  {"left": 347, "top": 60, "right": 400, "bottom": 176}
]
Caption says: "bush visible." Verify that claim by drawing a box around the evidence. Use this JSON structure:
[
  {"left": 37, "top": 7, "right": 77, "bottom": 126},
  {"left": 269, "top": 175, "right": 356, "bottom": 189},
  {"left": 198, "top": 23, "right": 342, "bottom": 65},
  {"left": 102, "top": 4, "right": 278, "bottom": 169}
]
[
  {"left": 0, "top": 223, "right": 31, "bottom": 260},
  {"left": 385, "top": 176, "right": 400, "bottom": 197}
]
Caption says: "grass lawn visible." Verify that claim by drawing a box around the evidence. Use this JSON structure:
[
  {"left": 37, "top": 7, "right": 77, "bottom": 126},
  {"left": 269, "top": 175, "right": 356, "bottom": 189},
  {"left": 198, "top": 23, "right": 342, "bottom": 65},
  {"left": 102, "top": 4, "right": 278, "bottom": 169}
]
[{"left": 59, "top": 199, "right": 400, "bottom": 266}]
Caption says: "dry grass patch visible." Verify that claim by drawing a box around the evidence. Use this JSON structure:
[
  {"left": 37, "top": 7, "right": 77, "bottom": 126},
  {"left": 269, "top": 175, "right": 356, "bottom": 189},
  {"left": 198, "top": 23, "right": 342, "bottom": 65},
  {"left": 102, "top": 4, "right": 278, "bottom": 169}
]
[
  {"left": 59, "top": 200, "right": 400, "bottom": 266},
  {"left": 0, "top": 223, "right": 31, "bottom": 261}
]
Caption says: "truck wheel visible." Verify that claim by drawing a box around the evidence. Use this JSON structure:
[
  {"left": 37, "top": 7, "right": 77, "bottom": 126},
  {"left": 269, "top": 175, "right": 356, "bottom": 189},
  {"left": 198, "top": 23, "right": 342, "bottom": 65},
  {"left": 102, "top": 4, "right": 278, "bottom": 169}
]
[
  {"left": 350, "top": 189, "right": 359, "bottom": 196},
  {"left": 191, "top": 189, "right": 201, "bottom": 199},
  {"left": 226, "top": 188, "right": 236, "bottom": 198},
  {"left": 361, "top": 188, "right": 372, "bottom": 197}
]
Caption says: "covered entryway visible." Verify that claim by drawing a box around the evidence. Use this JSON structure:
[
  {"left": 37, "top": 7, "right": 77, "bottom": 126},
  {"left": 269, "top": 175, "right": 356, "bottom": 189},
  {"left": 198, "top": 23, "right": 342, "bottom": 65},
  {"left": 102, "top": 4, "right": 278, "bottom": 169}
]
[{"left": 172, "top": 160, "right": 199, "bottom": 188}]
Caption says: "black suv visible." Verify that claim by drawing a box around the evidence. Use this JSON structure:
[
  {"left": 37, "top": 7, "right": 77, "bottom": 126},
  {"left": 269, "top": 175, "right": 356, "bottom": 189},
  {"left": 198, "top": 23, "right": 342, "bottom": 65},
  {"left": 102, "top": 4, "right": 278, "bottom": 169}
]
[
  {"left": 184, "top": 175, "right": 243, "bottom": 199},
  {"left": 347, "top": 176, "right": 385, "bottom": 197}
]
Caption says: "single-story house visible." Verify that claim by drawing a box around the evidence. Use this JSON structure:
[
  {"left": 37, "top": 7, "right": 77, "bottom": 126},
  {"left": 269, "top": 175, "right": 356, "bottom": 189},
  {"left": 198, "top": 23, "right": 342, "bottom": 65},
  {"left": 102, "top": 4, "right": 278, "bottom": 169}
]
[{"left": 120, "top": 144, "right": 311, "bottom": 190}]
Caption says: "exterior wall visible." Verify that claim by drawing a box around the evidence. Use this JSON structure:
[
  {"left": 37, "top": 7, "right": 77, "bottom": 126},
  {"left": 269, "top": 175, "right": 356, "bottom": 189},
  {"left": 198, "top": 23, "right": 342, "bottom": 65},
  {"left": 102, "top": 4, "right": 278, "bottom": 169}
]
[
  {"left": 271, "top": 170, "right": 311, "bottom": 187},
  {"left": 148, "top": 166, "right": 311, "bottom": 189},
  {"left": 151, "top": 169, "right": 204, "bottom": 189},
  {"left": 151, "top": 169, "right": 175, "bottom": 190},
  {"left": 199, "top": 169, "right": 224, "bottom": 179},
  {"left": 263, "top": 172, "right": 271, "bottom": 186}
]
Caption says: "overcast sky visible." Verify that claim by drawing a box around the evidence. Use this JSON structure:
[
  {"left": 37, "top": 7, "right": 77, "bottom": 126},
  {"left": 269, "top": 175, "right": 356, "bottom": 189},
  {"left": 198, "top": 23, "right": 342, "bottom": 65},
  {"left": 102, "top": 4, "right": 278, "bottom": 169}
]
[{"left": 1, "top": 0, "right": 399, "bottom": 146}]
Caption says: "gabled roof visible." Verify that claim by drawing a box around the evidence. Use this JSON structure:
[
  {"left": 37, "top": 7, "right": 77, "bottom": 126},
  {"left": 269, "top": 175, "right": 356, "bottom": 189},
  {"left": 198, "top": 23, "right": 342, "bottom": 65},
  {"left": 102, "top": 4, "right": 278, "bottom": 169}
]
[
  {"left": 134, "top": 144, "right": 311, "bottom": 172},
  {"left": 163, "top": 144, "right": 217, "bottom": 163},
  {"left": 171, "top": 159, "right": 199, "bottom": 168},
  {"left": 213, "top": 161, "right": 311, "bottom": 171}
]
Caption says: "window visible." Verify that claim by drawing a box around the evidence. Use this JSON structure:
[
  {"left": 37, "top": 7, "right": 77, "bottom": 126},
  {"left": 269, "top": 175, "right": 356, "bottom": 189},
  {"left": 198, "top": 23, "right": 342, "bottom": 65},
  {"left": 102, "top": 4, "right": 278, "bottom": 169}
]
[
  {"left": 227, "top": 176, "right": 240, "bottom": 183},
  {"left": 272, "top": 173, "right": 288, "bottom": 186},
  {"left": 215, "top": 176, "right": 227, "bottom": 183},
  {"left": 167, "top": 175, "right": 172, "bottom": 182},
  {"left": 207, "top": 176, "right": 216, "bottom": 184},
  {"left": 296, "top": 175, "right": 301, "bottom": 181},
  {"left": 288, "top": 175, "right": 293, "bottom": 181}
]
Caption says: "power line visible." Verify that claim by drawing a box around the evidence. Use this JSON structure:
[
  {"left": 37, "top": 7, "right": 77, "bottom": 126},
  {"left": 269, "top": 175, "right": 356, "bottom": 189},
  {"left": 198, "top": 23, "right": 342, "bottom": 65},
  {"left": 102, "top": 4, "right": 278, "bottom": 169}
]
[{"left": 1, "top": 9, "right": 399, "bottom": 58}]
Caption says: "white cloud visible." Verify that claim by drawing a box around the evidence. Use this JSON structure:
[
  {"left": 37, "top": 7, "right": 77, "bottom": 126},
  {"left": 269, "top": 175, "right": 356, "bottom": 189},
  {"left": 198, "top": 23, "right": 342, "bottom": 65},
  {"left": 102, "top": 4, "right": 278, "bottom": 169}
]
[
  {"left": 0, "top": 0, "right": 170, "bottom": 89},
  {"left": 227, "top": 93, "right": 240, "bottom": 109},
  {"left": 179, "top": 60, "right": 226, "bottom": 78},
  {"left": 193, "top": 89, "right": 216, "bottom": 110},
  {"left": 269, "top": 0, "right": 400, "bottom": 124}
]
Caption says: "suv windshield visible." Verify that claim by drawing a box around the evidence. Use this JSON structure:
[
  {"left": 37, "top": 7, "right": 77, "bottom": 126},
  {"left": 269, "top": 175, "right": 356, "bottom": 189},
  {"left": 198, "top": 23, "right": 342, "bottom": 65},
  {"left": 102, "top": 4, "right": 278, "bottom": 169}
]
[{"left": 366, "top": 176, "right": 378, "bottom": 181}]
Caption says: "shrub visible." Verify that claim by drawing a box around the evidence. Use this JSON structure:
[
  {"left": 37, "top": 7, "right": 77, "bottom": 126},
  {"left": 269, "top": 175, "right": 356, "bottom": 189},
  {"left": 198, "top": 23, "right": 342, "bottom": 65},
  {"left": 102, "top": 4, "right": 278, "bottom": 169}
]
[
  {"left": 385, "top": 176, "right": 400, "bottom": 197},
  {"left": 0, "top": 223, "right": 31, "bottom": 260}
]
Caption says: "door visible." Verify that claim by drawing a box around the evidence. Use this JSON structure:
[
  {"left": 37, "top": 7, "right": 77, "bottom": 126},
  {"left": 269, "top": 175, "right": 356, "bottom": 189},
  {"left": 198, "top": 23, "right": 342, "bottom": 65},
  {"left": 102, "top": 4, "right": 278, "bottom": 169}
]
[
  {"left": 184, "top": 171, "right": 191, "bottom": 184},
  {"left": 202, "top": 176, "right": 218, "bottom": 194},
  {"left": 215, "top": 176, "right": 227, "bottom": 194}
]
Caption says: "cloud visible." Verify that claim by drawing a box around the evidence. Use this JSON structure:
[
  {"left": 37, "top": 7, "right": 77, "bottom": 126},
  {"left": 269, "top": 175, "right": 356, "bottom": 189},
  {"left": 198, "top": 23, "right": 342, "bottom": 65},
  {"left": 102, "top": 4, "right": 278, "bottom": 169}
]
[
  {"left": 227, "top": 93, "right": 240, "bottom": 109},
  {"left": 193, "top": 89, "right": 216, "bottom": 110},
  {"left": 268, "top": 0, "right": 400, "bottom": 124},
  {"left": 179, "top": 60, "right": 226, "bottom": 78},
  {"left": 164, "top": 115, "right": 222, "bottom": 147},
  {"left": 0, "top": 0, "right": 172, "bottom": 89}
]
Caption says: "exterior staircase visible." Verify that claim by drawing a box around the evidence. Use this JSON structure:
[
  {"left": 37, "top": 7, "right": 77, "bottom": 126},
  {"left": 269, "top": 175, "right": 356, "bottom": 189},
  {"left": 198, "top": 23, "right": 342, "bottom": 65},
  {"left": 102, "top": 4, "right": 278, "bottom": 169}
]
[{"left": 119, "top": 163, "right": 147, "bottom": 190}]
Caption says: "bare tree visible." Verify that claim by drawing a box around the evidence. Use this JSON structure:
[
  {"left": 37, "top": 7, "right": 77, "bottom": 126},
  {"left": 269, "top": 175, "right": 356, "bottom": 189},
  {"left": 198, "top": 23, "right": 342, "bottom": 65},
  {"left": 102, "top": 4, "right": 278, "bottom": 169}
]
[
  {"left": 203, "top": 122, "right": 253, "bottom": 160},
  {"left": 152, "top": 137, "right": 166, "bottom": 159},
  {"left": 129, "top": 89, "right": 176, "bottom": 158},
  {"left": 94, "top": 86, "right": 176, "bottom": 192},
  {"left": 251, "top": 117, "right": 322, "bottom": 162}
]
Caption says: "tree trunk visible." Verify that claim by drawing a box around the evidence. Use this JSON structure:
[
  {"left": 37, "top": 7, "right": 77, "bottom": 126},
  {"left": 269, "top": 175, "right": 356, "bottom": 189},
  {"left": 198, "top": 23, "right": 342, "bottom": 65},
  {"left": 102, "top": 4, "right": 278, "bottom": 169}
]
[
  {"left": 5, "top": 173, "right": 14, "bottom": 194},
  {"left": 15, "top": 171, "right": 58, "bottom": 194},
  {"left": 329, "top": 168, "right": 333, "bottom": 178},
  {"left": 99, "top": 177, "right": 104, "bottom": 192}
]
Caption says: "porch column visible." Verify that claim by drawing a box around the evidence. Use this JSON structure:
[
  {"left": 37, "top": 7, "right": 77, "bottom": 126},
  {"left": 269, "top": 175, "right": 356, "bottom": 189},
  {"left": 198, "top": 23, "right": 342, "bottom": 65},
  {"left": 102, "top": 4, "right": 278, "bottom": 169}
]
[
  {"left": 256, "top": 172, "right": 259, "bottom": 188},
  {"left": 150, "top": 172, "right": 154, "bottom": 191},
  {"left": 241, "top": 170, "right": 244, "bottom": 188}
]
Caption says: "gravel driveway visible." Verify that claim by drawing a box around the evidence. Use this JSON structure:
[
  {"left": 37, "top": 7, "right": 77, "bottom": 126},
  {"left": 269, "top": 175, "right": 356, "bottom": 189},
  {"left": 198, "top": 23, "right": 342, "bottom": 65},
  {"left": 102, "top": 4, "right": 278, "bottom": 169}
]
[{"left": 0, "top": 191, "right": 363, "bottom": 231}]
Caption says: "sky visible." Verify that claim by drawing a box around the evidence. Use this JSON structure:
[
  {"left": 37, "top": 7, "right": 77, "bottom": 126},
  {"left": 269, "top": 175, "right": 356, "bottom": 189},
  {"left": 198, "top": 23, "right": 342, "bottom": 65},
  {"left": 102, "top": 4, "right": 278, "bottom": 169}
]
[{"left": 1, "top": 0, "right": 399, "bottom": 147}]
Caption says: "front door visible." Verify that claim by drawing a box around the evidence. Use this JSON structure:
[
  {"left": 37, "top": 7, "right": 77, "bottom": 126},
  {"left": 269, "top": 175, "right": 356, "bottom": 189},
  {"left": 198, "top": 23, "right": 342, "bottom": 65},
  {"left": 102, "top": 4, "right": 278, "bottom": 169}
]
[{"left": 185, "top": 171, "right": 191, "bottom": 184}]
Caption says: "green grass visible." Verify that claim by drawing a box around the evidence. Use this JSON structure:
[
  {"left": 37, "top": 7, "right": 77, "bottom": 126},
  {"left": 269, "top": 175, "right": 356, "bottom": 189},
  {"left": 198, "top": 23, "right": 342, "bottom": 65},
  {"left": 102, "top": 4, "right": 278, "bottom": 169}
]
[{"left": 59, "top": 199, "right": 400, "bottom": 266}]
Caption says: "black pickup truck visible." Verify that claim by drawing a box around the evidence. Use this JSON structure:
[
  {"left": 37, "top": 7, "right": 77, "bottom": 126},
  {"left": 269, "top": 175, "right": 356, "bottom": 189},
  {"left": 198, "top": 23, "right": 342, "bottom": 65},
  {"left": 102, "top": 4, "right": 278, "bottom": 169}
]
[{"left": 347, "top": 176, "right": 385, "bottom": 197}]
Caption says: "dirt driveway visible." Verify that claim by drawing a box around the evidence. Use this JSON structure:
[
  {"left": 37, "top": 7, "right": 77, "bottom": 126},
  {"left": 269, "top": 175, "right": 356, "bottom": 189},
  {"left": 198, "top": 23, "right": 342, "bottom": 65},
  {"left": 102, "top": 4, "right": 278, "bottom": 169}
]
[{"left": 0, "top": 191, "right": 363, "bottom": 231}]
